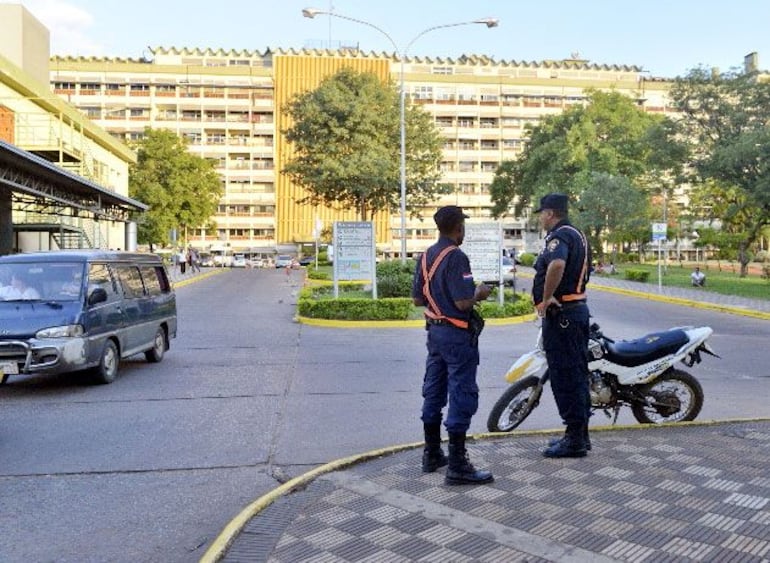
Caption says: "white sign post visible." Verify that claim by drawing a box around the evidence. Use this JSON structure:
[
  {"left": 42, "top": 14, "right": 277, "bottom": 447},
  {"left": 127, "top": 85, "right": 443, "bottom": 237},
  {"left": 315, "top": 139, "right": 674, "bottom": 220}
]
[
  {"left": 651, "top": 222, "right": 667, "bottom": 292},
  {"left": 333, "top": 221, "right": 377, "bottom": 299},
  {"left": 463, "top": 222, "right": 504, "bottom": 306}
]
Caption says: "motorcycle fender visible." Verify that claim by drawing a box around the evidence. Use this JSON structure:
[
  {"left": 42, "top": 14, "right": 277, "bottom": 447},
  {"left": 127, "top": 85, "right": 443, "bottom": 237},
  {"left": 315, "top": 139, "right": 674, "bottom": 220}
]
[{"left": 505, "top": 350, "right": 547, "bottom": 383}]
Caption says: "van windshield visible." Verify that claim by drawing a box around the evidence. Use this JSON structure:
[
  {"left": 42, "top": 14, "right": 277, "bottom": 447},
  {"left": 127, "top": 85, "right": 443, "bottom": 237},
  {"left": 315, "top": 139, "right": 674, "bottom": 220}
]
[{"left": 0, "top": 262, "right": 85, "bottom": 302}]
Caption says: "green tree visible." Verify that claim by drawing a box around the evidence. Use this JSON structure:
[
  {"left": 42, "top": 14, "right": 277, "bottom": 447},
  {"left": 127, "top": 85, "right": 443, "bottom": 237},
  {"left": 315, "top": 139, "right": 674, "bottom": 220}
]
[
  {"left": 282, "top": 67, "right": 444, "bottom": 220},
  {"left": 489, "top": 90, "right": 684, "bottom": 221},
  {"left": 670, "top": 68, "right": 770, "bottom": 276},
  {"left": 129, "top": 128, "right": 222, "bottom": 248},
  {"left": 573, "top": 172, "right": 652, "bottom": 259}
]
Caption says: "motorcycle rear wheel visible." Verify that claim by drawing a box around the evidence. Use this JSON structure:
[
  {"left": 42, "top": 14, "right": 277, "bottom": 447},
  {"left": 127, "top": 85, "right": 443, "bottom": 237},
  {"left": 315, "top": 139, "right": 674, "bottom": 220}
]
[
  {"left": 487, "top": 375, "right": 542, "bottom": 432},
  {"left": 631, "top": 368, "right": 704, "bottom": 424}
]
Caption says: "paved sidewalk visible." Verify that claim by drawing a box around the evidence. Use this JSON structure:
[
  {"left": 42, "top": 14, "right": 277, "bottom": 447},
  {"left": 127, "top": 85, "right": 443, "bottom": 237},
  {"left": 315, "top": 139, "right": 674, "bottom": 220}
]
[{"left": 211, "top": 420, "right": 770, "bottom": 562}]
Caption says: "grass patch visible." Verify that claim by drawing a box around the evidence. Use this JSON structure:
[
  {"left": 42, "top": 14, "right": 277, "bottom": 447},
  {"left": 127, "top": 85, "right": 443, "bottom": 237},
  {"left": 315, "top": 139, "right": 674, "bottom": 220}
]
[{"left": 600, "top": 263, "right": 770, "bottom": 301}]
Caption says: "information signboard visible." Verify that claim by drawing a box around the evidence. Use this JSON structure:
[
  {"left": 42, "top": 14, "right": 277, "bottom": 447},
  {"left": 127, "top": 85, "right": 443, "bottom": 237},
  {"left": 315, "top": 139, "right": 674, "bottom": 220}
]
[
  {"left": 333, "top": 221, "right": 375, "bottom": 291},
  {"left": 463, "top": 222, "right": 502, "bottom": 283},
  {"left": 652, "top": 222, "right": 667, "bottom": 242}
]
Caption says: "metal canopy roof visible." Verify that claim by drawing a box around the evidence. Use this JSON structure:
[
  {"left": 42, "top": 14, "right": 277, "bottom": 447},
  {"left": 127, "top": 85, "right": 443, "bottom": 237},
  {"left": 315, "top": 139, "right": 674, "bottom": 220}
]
[{"left": 0, "top": 139, "right": 147, "bottom": 221}]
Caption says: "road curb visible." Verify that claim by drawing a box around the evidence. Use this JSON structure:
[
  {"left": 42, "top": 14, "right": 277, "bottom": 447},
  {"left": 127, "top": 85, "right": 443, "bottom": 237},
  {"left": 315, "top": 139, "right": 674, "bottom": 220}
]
[
  {"left": 590, "top": 283, "right": 770, "bottom": 320},
  {"left": 296, "top": 313, "right": 538, "bottom": 328}
]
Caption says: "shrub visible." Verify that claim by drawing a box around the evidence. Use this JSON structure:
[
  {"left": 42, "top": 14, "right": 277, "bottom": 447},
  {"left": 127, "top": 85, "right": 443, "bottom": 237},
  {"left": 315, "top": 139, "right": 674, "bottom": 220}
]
[
  {"left": 518, "top": 252, "right": 536, "bottom": 267},
  {"left": 298, "top": 297, "right": 413, "bottom": 320},
  {"left": 478, "top": 294, "right": 534, "bottom": 318},
  {"left": 754, "top": 250, "right": 769, "bottom": 263},
  {"left": 376, "top": 259, "right": 416, "bottom": 298},
  {"left": 762, "top": 264, "right": 770, "bottom": 282},
  {"left": 306, "top": 268, "right": 330, "bottom": 280},
  {"left": 624, "top": 269, "right": 650, "bottom": 282}
]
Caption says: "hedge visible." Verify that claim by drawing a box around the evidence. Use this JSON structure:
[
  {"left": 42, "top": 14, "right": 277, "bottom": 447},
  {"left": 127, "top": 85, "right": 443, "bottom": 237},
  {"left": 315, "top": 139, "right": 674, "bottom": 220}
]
[
  {"left": 298, "top": 284, "right": 534, "bottom": 321},
  {"left": 624, "top": 269, "right": 650, "bottom": 282}
]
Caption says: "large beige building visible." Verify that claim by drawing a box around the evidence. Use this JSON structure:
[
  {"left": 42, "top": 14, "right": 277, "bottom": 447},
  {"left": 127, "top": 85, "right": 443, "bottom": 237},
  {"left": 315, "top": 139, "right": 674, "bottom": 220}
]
[
  {"left": 0, "top": 4, "right": 141, "bottom": 254},
  {"left": 50, "top": 46, "right": 674, "bottom": 257}
]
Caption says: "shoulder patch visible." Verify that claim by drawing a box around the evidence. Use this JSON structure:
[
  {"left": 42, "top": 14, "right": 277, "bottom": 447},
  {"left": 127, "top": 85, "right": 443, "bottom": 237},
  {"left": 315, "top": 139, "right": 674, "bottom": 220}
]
[{"left": 547, "top": 239, "right": 560, "bottom": 252}]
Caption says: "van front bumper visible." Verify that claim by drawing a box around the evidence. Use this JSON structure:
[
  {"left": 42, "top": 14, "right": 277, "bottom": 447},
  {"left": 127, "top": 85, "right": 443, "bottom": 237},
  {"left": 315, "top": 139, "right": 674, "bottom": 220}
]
[{"left": 0, "top": 338, "right": 89, "bottom": 376}]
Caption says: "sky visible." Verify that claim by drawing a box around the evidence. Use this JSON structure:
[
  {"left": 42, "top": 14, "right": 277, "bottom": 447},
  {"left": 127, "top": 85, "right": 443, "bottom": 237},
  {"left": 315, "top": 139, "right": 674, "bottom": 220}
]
[{"left": 9, "top": 0, "right": 770, "bottom": 78}]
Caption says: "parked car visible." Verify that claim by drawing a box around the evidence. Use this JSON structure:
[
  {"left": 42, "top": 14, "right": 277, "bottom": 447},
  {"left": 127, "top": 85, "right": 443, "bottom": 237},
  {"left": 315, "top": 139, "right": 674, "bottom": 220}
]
[
  {"left": 298, "top": 255, "right": 314, "bottom": 266},
  {"left": 275, "top": 255, "right": 294, "bottom": 268},
  {"left": 231, "top": 254, "right": 247, "bottom": 268},
  {"left": 0, "top": 250, "right": 177, "bottom": 384},
  {"left": 482, "top": 256, "right": 517, "bottom": 287}
]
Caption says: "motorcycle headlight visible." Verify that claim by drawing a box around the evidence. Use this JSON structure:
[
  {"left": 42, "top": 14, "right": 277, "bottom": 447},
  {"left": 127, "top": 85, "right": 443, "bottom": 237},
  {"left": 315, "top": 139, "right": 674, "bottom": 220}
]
[{"left": 36, "top": 324, "right": 84, "bottom": 339}]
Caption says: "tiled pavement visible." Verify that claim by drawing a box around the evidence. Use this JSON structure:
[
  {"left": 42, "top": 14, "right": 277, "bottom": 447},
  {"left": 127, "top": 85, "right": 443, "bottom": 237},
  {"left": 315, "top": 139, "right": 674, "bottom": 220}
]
[{"left": 217, "top": 420, "right": 770, "bottom": 562}]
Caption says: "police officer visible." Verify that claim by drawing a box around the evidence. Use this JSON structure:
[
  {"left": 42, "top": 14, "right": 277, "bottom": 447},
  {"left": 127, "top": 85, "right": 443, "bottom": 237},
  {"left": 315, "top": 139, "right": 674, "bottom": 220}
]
[
  {"left": 532, "top": 193, "right": 592, "bottom": 458},
  {"left": 412, "top": 205, "right": 494, "bottom": 485}
]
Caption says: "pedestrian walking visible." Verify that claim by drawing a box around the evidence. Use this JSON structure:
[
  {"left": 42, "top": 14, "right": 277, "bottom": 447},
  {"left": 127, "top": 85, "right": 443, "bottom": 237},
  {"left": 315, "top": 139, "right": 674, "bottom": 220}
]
[
  {"left": 532, "top": 193, "right": 592, "bottom": 458},
  {"left": 177, "top": 248, "right": 187, "bottom": 274},
  {"left": 412, "top": 205, "right": 493, "bottom": 485}
]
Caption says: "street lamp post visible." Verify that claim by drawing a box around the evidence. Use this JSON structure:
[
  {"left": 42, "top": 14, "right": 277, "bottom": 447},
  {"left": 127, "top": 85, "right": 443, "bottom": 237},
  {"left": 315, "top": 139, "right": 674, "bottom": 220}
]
[{"left": 302, "top": 8, "right": 498, "bottom": 263}]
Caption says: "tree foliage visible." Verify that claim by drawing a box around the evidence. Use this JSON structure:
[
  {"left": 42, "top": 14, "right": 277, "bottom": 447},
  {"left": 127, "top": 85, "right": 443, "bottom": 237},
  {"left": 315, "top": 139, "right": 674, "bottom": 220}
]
[
  {"left": 489, "top": 90, "right": 683, "bottom": 220},
  {"left": 129, "top": 128, "right": 222, "bottom": 247},
  {"left": 573, "top": 172, "right": 652, "bottom": 258},
  {"left": 282, "top": 67, "right": 444, "bottom": 220},
  {"left": 670, "top": 68, "right": 770, "bottom": 275}
]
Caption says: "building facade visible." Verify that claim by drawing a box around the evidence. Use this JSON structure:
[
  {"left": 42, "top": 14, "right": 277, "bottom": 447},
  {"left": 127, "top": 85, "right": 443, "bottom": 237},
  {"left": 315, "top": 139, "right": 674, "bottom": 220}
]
[
  {"left": 50, "top": 47, "right": 675, "bottom": 257},
  {"left": 0, "top": 4, "right": 139, "bottom": 253}
]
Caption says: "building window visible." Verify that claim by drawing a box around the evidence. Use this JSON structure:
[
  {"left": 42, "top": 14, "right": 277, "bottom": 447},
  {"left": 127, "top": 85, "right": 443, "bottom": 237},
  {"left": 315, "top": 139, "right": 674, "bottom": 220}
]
[
  {"left": 412, "top": 86, "right": 433, "bottom": 100},
  {"left": 432, "top": 66, "right": 453, "bottom": 75}
]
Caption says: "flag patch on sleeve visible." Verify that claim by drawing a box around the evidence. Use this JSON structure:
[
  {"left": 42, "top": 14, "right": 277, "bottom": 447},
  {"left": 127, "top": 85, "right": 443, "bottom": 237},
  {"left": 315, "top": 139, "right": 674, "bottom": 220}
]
[{"left": 462, "top": 273, "right": 474, "bottom": 281}]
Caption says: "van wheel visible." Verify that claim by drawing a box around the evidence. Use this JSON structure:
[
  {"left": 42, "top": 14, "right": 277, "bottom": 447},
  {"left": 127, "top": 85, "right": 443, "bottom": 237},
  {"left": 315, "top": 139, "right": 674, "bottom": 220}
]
[
  {"left": 92, "top": 340, "right": 119, "bottom": 384},
  {"left": 145, "top": 327, "right": 166, "bottom": 363}
]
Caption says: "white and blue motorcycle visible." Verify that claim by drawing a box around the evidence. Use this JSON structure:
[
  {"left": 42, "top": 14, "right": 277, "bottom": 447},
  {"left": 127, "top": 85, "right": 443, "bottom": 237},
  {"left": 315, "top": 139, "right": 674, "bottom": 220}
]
[{"left": 487, "top": 321, "right": 719, "bottom": 432}]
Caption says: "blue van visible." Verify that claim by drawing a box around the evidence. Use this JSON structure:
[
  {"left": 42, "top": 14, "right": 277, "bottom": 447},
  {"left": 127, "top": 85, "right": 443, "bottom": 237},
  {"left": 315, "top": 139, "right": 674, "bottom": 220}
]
[{"left": 0, "top": 250, "right": 177, "bottom": 384}]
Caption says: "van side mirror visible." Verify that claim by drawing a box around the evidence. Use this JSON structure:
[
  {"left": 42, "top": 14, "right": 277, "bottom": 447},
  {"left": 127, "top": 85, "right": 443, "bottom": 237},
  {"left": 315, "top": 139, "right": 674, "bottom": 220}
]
[{"left": 88, "top": 287, "right": 108, "bottom": 306}]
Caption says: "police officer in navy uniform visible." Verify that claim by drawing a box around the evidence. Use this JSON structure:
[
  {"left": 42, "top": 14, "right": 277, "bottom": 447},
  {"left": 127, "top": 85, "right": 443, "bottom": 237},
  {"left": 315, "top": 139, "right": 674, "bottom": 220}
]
[
  {"left": 412, "top": 205, "right": 494, "bottom": 485},
  {"left": 532, "top": 193, "right": 592, "bottom": 458}
]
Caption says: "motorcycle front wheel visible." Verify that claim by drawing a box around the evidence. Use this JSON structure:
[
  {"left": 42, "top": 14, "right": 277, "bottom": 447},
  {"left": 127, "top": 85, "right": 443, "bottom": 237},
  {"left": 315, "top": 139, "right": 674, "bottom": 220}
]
[
  {"left": 631, "top": 368, "right": 704, "bottom": 424},
  {"left": 487, "top": 375, "right": 542, "bottom": 432}
]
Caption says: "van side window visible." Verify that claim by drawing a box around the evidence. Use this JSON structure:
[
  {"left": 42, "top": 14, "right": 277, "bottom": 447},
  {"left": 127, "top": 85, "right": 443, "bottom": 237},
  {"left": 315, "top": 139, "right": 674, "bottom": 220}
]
[
  {"left": 140, "top": 266, "right": 163, "bottom": 296},
  {"left": 88, "top": 264, "right": 120, "bottom": 302},
  {"left": 115, "top": 265, "right": 145, "bottom": 298}
]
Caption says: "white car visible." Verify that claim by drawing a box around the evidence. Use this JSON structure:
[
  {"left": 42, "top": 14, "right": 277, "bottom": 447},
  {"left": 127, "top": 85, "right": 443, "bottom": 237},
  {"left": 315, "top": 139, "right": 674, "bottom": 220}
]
[
  {"left": 275, "top": 255, "right": 294, "bottom": 268},
  {"left": 231, "top": 254, "right": 247, "bottom": 268},
  {"left": 482, "top": 256, "right": 517, "bottom": 287}
]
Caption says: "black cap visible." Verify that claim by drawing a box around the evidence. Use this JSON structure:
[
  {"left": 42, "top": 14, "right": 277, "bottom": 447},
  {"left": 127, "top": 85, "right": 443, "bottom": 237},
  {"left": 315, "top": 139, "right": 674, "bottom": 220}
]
[
  {"left": 534, "top": 193, "right": 569, "bottom": 213},
  {"left": 433, "top": 205, "right": 469, "bottom": 231}
]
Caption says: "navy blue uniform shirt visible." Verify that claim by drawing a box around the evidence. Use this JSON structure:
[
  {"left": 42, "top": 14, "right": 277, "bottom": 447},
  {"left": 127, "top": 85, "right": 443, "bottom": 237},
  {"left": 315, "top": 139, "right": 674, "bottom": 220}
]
[
  {"left": 412, "top": 236, "right": 476, "bottom": 322},
  {"left": 532, "top": 219, "right": 590, "bottom": 306}
]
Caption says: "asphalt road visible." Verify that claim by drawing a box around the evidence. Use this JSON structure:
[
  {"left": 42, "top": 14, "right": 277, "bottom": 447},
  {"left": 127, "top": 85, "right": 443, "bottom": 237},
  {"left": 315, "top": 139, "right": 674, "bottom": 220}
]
[{"left": 0, "top": 268, "right": 768, "bottom": 562}]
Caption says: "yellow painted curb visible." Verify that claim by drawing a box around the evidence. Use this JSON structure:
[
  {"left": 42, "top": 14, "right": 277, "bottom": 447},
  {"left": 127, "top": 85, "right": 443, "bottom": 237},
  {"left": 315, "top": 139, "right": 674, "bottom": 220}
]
[
  {"left": 591, "top": 284, "right": 770, "bottom": 320},
  {"left": 201, "top": 416, "right": 770, "bottom": 562},
  {"left": 296, "top": 313, "right": 538, "bottom": 329},
  {"left": 172, "top": 269, "right": 224, "bottom": 289},
  {"left": 520, "top": 271, "right": 770, "bottom": 320},
  {"left": 199, "top": 441, "right": 422, "bottom": 563}
]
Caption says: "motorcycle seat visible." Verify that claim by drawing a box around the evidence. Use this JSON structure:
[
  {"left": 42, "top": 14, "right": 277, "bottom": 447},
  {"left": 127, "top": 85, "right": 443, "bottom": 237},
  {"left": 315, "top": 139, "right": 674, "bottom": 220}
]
[{"left": 604, "top": 329, "right": 689, "bottom": 368}]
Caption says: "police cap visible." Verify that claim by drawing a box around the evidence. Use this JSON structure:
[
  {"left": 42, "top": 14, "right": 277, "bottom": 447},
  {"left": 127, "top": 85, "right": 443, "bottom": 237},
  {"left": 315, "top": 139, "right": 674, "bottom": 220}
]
[
  {"left": 534, "top": 193, "right": 569, "bottom": 213},
  {"left": 433, "top": 205, "right": 469, "bottom": 232}
]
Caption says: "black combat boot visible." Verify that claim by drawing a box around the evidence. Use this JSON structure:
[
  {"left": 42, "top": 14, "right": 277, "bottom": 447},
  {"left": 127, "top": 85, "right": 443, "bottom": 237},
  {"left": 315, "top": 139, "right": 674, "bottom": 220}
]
[
  {"left": 422, "top": 423, "right": 447, "bottom": 473},
  {"left": 543, "top": 424, "right": 587, "bottom": 458},
  {"left": 548, "top": 424, "right": 591, "bottom": 451},
  {"left": 445, "top": 432, "right": 494, "bottom": 485}
]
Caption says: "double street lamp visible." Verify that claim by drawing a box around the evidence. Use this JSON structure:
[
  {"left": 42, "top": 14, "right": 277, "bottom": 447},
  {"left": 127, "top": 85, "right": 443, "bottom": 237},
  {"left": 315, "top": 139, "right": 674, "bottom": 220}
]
[{"left": 302, "top": 8, "right": 499, "bottom": 263}]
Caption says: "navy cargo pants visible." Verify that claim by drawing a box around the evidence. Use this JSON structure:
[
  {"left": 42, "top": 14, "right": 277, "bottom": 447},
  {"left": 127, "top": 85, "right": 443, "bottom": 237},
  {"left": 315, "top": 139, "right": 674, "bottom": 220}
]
[
  {"left": 421, "top": 325, "right": 479, "bottom": 434},
  {"left": 542, "top": 303, "right": 590, "bottom": 427}
]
